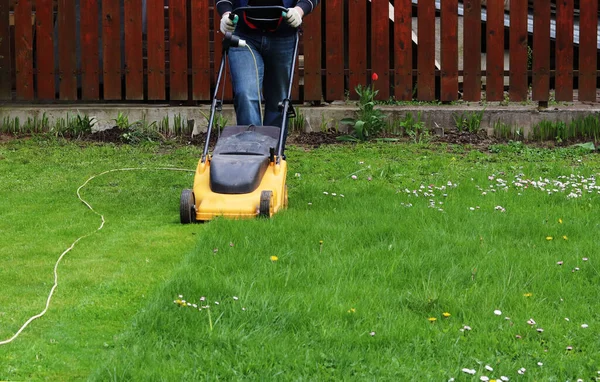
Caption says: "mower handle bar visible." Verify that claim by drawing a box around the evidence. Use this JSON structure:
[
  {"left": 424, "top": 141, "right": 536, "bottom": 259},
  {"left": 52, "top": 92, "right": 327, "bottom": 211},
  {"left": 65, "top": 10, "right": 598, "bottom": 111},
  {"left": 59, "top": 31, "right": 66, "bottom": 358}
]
[{"left": 228, "top": 5, "right": 291, "bottom": 20}]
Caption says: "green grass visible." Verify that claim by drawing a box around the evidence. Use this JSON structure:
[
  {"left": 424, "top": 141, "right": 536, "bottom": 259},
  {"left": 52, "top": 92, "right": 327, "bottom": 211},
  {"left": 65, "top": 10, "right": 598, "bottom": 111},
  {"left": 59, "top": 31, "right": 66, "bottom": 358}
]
[{"left": 1, "top": 137, "right": 600, "bottom": 381}]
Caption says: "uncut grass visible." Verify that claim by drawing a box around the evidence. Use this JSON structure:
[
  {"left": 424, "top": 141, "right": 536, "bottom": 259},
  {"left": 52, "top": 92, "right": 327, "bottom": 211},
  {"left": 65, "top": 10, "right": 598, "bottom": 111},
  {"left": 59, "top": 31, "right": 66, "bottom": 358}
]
[
  {"left": 88, "top": 144, "right": 600, "bottom": 380},
  {"left": 1, "top": 138, "right": 599, "bottom": 379}
]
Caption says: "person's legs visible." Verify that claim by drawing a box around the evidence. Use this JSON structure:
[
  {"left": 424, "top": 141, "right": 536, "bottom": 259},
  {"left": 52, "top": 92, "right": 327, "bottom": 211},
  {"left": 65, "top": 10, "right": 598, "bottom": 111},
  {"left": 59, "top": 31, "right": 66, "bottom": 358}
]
[
  {"left": 227, "top": 32, "right": 264, "bottom": 127},
  {"left": 262, "top": 33, "right": 297, "bottom": 153}
]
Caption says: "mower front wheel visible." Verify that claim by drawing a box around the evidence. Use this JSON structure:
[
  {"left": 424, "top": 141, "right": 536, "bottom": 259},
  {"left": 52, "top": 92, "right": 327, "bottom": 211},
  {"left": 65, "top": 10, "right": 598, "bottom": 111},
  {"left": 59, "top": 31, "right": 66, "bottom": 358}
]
[
  {"left": 180, "top": 189, "right": 196, "bottom": 224},
  {"left": 259, "top": 190, "right": 273, "bottom": 218}
]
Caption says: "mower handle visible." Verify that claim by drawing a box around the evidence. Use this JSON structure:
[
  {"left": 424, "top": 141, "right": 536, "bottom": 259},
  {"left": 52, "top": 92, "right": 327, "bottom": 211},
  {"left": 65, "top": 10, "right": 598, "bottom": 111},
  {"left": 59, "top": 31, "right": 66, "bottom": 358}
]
[{"left": 229, "top": 5, "right": 291, "bottom": 20}]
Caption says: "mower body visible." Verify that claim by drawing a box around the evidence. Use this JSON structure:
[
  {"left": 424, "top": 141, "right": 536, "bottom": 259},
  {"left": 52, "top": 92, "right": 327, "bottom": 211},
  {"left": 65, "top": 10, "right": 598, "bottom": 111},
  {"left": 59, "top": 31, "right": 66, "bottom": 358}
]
[{"left": 186, "top": 126, "right": 287, "bottom": 222}]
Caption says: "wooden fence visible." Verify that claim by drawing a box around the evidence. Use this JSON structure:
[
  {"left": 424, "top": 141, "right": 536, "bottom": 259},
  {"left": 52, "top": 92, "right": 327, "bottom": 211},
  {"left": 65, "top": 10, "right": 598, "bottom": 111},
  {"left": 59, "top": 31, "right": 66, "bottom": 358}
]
[{"left": 0, "top": 0, "right": 598, "bottom": 104}]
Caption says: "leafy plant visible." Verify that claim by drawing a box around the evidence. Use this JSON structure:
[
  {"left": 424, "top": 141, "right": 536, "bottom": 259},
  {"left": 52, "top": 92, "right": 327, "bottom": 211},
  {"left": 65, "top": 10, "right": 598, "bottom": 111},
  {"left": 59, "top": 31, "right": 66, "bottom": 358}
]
[
  {"left": 338, "top": 73, "right": 387, "bottom": 141},
  {"left": 71, "top": 114, "right": 96, "bottom": 138},
  {"left": 288, "top": 108, "right": 306, "bottom": 133},
  {"left": 399, "top": 111, "right": 428, "bottom": 144},
  {"left": 452, "top": 109, "right": 485, "bottom": 133}
]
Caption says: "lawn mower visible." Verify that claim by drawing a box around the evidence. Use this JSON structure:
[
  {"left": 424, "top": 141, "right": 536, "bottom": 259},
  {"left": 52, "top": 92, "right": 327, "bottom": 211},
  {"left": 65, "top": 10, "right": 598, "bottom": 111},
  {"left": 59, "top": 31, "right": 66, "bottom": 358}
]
[{"left": 180, "top": 5, "right": 299, "bottom": 224}]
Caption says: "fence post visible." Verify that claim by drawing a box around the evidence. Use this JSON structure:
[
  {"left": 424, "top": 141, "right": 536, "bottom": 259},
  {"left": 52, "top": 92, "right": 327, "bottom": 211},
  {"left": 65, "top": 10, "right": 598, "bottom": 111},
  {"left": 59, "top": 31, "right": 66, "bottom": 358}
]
[
  {"left": 124, "top": 0, "right": 144, "bottom": 100},
  {"left": 349, "top": 0, "right": 367, "bottom": 100},
  {"left": 371, "top": 0, "right": 389, "bottom": 100},
  {"left": 555, "top": 0, "right": 574, "bottom": 102},
  {"left": 578, "top": 0, "right": 598, "bottom": 102},
  {"left": 80, "top": 0, "right": 99, "bottom": 100},
  {"left": 463, "top": 0, "right": 481, "bottom": 101},
  {"left": 417, "top": 0, "right": 435, "bottom": 101},
  {"left": 394, "top": 0, "right": 412, "bottom": 101},
  {"left": 15, "top": 0, "right": 34, "bottom": 100},
  {"left": 0, "top": 0, "right": 9, "bottom": 100},
  {"left": 532, "top": 0, "right": 550, "bottom": 106},
  {"left": 509, "top": 0, "right": 528, "bottom": 102},
  {"left": 486, "top": 0, "right": 504, "bottom": 101},
  {"left": 441, "top": 0, "right": 458, "bottom": 102},
  {"left": 36, "top": 0, "right": 56, "bottom": 100}
]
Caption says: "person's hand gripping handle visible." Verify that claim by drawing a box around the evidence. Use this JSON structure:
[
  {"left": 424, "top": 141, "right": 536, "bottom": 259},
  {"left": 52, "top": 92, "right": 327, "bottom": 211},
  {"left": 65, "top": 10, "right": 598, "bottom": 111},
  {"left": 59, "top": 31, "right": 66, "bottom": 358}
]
[
  {"left": 220, "top": 11, "right": 238, "bottom": 34},
  {"left": 282, "top": 7, "right": 304, "bottom": 28}
]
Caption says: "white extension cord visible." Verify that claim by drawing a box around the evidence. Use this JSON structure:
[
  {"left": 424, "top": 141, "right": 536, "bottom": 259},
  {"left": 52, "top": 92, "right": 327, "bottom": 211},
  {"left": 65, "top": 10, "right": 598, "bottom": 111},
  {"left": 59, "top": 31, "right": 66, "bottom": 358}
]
[{"left": 0, "top": 167, "right": 194, "bottom": 346}]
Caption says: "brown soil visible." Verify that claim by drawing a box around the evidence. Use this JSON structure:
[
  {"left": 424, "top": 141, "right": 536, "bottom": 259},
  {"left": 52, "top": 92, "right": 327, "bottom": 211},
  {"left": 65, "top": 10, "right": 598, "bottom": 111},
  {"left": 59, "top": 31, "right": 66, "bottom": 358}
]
[{"left": 0, "top": 128, "right": 590, "bottom": 152}]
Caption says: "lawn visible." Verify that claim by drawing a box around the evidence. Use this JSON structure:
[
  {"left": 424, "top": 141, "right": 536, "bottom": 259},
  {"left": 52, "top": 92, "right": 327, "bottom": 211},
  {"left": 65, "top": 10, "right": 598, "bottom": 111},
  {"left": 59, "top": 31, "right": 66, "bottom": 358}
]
[{"left": 1, "top": 137, "right": 600, "bottom": 381}]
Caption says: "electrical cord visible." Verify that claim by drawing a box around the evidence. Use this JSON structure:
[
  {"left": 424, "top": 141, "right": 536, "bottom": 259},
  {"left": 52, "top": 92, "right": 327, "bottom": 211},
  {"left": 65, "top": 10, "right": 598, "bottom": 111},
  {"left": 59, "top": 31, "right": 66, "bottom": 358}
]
[
  {"left": 0, "top": 167, "right": 194, "bottom": 346},
  {"left": 245, "top": 44, "right": 264, "bottom": 124}
]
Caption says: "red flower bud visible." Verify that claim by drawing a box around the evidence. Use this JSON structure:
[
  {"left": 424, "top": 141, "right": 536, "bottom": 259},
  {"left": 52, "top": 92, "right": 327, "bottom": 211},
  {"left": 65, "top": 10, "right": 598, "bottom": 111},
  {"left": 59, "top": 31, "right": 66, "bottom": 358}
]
[{"left": 372, "top": 73, "right": 379, "bottom": 81}]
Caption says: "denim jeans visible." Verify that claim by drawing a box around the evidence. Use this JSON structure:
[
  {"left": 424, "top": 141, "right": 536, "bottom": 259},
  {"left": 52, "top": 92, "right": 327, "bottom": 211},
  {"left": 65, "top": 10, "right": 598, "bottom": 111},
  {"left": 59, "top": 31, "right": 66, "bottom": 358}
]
[{"left": 228, "top": 30, "right": 297, "bottom": 151}]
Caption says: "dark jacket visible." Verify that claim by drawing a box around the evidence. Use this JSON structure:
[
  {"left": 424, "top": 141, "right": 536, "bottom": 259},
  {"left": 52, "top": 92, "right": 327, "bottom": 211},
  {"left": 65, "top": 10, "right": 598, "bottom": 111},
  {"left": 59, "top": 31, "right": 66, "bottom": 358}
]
[{"left": 216, "top": 0, "right": 320, "bottom": 36}]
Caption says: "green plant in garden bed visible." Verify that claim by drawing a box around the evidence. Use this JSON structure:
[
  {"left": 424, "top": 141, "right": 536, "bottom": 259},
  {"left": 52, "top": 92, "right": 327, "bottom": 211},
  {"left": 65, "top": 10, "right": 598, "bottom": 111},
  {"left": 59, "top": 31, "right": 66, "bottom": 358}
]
[
  {"left": 452, "top": 108, "right": 485, "bottom": 133},
  {"left": 2, "top": 138, "right": 600, "bottom": 380},
  {"left": 532, "top": 114, "right": 600, "bottom": 143},
  {"left": 338, "top": 73, "right": 387, "bottom": 141}
]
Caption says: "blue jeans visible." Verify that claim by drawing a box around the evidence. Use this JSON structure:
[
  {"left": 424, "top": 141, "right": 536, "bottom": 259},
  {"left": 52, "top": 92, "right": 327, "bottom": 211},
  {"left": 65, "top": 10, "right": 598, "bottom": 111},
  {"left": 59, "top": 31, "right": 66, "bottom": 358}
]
[{"left": 228, "top": 30, "right": 297, "bottom": 149}]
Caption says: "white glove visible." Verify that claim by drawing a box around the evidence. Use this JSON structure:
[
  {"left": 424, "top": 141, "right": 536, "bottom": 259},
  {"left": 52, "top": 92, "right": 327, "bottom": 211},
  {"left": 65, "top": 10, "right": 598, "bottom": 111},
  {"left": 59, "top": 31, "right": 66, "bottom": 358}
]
[
  {"left": 220, "top": 12, "right": 236, "bottom": 34},
  {"left": 284, "top": 7, "right": 303, "bottom": 28}
]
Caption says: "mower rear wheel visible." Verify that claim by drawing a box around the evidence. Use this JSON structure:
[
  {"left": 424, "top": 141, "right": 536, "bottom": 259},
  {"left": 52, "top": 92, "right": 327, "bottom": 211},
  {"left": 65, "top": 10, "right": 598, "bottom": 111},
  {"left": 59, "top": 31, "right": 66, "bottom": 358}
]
[
  {"left": 180, "top": 189, "right": 196, "bottom": 224},
  {"left": 259, "top": 190, "right": 273, "bottom": 218}
]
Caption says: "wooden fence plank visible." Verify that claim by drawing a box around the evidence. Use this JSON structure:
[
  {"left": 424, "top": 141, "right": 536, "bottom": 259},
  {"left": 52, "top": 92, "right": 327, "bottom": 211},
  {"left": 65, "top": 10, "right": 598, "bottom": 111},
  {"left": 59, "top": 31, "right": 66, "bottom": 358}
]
[
  {"left": 103, "top": 0, "right": 122, "bottom": 100},
  {"left": 58, "top": 0, "right": 77, "bottom": 100},
  {"left": 441, "top": 0, "right": 458, "bottom": 102},
  {"left": 146, "top": 0, "right": 165, "bottom": 100},
  {"left": 348, "top": 0, "right": 366, "bottom": 100},
  {"left": 417, "top": 0, "right": 435, "bottom": 101},
  {"left": 486, "top": 0, "right": 504, "bottom": 101},
  {"left": 325, "top": 0, "right": 344, "bottom": 101},
  {"left": 302, "top": 4, "right": 321, "bottom": 102},
  {"left": 462, "top": 0, "right": 481, "bottom": 101},
  {"left": 0, "top": 0, "right": 9, "bottom": 100},
  {"left": 555, "top": 0, "right": 573, "bottom": 102},
  {"left": 191, "top": 0, "right": 209, "bottom": 101},
  {"left": 124, "top": 0, "right": 143, "bottom": 100},
  {"left": 578, "top": 0, "right": 597, "bottom": 102},
  {"left": 532, "top": 0, "right": 550, "bottom": 102},
  {"left": 14, "top": 0, "right": 33, "bottom": 100},
  {"left": 509, "top": 0, "right": 528, "bottom": 101},
  {"left": 371, "top": 0, "right": 389, "bottom": 100},
  {"left": 35, "top": 0, "right": 54, "bottom": 100},
  {"left": 169, "top": 0, "right": 188, "bottom": 101},
  {"left": 80, "top": 0, "right": 99, "bottom": 100},
  {"left": 394, "top": 0, "right": 412, "bottom": 101}
]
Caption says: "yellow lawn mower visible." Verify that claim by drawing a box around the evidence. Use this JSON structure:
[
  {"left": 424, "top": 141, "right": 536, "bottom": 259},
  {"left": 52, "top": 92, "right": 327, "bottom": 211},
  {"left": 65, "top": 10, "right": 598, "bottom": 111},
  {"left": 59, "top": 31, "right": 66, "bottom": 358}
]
[{"left": 180, "top": 6, "right": 299, "bottom": 223}]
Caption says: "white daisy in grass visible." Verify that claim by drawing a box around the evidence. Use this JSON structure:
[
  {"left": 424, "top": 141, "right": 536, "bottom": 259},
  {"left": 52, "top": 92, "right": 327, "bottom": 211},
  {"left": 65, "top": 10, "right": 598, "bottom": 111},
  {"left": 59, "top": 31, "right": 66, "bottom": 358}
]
[
  {"left": 536, "top": 328, "right": 544, "bottom": 333},
  {"left": 537, "top": 362, "right": 543, "bottom": 366},
  {"left": 461, "top": 368, "right": 476, "bottom": 375},
  {"left": 494, "top": 310, "right": 502, "bottom": 316},
  {"left": 500, "top": 376, "right": 509, "bottom": 381},
  {"left": 480, "top": 376, "right": 489, "bottom": 381},
  {"left": 233, "top": 296, "right": 239, "bottom": 301},
  {"left": 517, "top": 367, "right": 526, "bottom": 375},
  {"left": 485, "top": 365, "right": 493, "bottom": 371},
  {"left": 581, "top": 324, "right": 589, "bottom": 328},
  {"left": 527, "top": 318, "right": 536, "bottom": 325}
]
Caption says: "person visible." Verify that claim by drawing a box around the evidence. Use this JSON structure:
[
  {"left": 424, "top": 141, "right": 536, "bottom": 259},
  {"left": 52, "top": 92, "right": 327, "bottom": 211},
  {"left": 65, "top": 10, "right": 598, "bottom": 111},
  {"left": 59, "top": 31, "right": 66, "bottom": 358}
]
[{"left": 216, "top": 0, "right": 320, "bottom": 152}]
